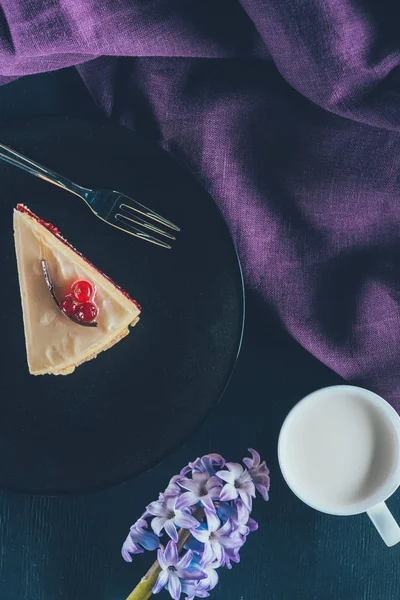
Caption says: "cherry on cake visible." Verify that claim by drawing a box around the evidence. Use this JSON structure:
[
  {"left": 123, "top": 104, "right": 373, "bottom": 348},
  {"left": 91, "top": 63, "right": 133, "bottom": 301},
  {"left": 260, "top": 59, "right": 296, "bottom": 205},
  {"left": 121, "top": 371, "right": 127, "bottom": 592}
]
[{"left": 13, "top": 205, "right": 141, "bottom": 375}]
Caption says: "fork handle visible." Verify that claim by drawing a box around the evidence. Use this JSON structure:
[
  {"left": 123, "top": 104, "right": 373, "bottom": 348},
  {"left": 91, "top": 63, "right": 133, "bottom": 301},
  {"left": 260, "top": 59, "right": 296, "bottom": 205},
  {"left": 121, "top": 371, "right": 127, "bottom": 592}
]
[{"left": 0, "top": 143, "right": 89, "bottom": 200}]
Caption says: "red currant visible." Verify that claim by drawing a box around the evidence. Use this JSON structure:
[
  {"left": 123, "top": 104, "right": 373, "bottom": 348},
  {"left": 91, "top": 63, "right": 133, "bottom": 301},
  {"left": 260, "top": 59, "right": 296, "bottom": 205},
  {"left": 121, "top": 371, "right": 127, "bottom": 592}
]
[
  {"left": 61, "top": 294, "right": 78, "bottom": 316},
  {"left": 71, "top": 280, "right": 94, "bottom": 303},
  {"left": 76, "top": 301, "right": 98, "bottom": 323}
]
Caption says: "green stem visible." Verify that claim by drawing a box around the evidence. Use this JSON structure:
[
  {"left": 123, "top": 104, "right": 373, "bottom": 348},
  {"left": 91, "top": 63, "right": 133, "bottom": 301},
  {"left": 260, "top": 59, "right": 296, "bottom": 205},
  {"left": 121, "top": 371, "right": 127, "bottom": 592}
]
[
  {"left": 125, "top": 560, "right": 161, "bottom": 600},
  {"left": 125, "top": 509, "right": 203, "bottom": 600}
]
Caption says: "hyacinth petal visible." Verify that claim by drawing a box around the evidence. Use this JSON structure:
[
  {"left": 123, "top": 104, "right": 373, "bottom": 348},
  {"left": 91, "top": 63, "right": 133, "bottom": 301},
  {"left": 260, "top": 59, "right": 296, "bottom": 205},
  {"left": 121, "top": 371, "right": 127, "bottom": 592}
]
[
  {"left": 247, "top": 448, "right": 261, "bottom": 467},
  {"left": 153, "top": 569, "right": 169, "bottom": 594},
  {"left": 197, "top": 579, "right": 212, "bottom": 592},
  {"left": 251, "top": 470, "right": 270, "bottom": 493},
  {"left": 191, "top": 528, "right": 210, "bottom": 543},
  {"left": 257, "top": 462, "right": 270, "bottom": 477},
  {"left": 224, "top": 557, "right": 233, "bottom": 570},
  {"left": 168, "top": 573, "right": 182, "bottom": 600},
  {"left": 201, "top": 495, "right": 217, "bottom": 513},
  {"left": 135, "top": 518, "right": 148, "bottom": 529},
  {"left": 165, "top": 496, "right": 178, "bottom": 510},
  {"left": 121, "top": 535, "right": 142, "bottom": 561},
  {"left": 169, "top": 475, "right": 182, "bottom": 485},
  {"left": 164, "top": 519, "right": 178, "bottom": 542},
  {"left": 235, "top": 499, "right": 249, "bottom": 522},
  {"left": 189, "top": 458, "right": 206, "bottom": 474},
  {"left": 206, "top": 453, "right": 225, "bottom": 465},
  {"left": 222, "top": 535, "right": 244, "bottom": 550},
  {"left": 200, "top": 541, "right": 214, "bottom": 566},
  {"left": 121, "top": 548, "right": 134, "bottom": 562},
  {"left": 254, "top": 469, "right": 270, "bottom": 482},
  {"left": 248, "top": 517, "right": 259, "bottom": 531},
  {"left": 146, "top": 501, "right": 167, "bottom": 517},
  {"left": 240, "top": 480, "right": 256, "bottom": 498},
  {"left": 197, "top": 588, "right": 211, "bottom": 599},
  {"left": 209, "top": 514, "right": 221, "bottom": 532},
  {"left": 200, "top": 457, "right": 216, "bottom": 476},
  {"left": 176, "top": 491, "right": 199, "bottom": 509},
  {"left": 180, "top": 567, "right": 206, "bottom": 580},
  {"left": 229, "top": 550, "right": 241, "bottom": 564},
  {"left": 163, "top": 485, "right": 181, "bottom": 498},
  {"left": 180, "top": 464, "right": 192, "bottom": 476},
  {"left": 174, "top": 511, "right": 200, "bottom": 530},
  {"left": 134, "top": 530, "right": 159, "bottom": 551},
  {"left": 151, "top": 516, "right": 167, "bottom": 537},
  {"left": 215, "top": 470, "right": 234, "bottom": 484},
  {"left": 224, "top": 548, "right": 241, "bottom": 569},
  {"left": 237, "top": 488, "right": 252, "bottom": 510},
  {"left": 219, "top": 483, "right": 238, "bottom": 502},
  {"left": 182, "top": 582, "right": 200, "bottom": 599},
  {"left": 249, "top": 481, "right": 257, "bottom": 497},
  {"left": 225, "top": 462, "right": 244, "bottom": 479},
  {"left": 242, "top": 457, "right": 252, "bottom": 469},
  {"left": 207, "top": 485, "right": 222, "bottom": 500},
  {"left": 193, "top": 471, "right": 209, "bottom": 485},
  {"left": 124, "top": 533, "right": 140, "bottom": 551},
  {"left": 164, "top": 540, "right": 179, "bottom": 566},
  {"left": 207, "top": 475, "right": 223, "bottom": 489},
  {"left": 177, "top": 549, "right": 193, "bottom": 570},
  {"left": 208, "top": 568, "right": 219, "bottom": 590},
  {"left": 179, "top": 478, "right": 200, "bottom": 493},
  {"left": 157, "top": 548, "right": 168, "bottom": 571},
  {"left": 256, "top": 482, "right": 270, "bottom": 501},
  {"left": 205, "top": 507, "right": 220, "bottom": 531},
  {"left": 212, "top": 542, "right": 224, "bottom": 564},
  {"left": 217, "top": 519, "right": 233, "bottom": 536}
]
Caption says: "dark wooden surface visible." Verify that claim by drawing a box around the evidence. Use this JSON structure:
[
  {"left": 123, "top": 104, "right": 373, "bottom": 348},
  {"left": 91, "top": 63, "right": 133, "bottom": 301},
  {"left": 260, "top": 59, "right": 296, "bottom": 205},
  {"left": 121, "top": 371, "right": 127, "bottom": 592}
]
[{"left": 0, "top": 70, "right": 399, "bottom": 600}]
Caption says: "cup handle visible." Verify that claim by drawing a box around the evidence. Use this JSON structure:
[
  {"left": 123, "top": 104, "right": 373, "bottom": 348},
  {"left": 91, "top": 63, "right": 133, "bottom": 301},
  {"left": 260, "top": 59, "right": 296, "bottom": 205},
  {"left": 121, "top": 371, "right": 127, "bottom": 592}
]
[{"left": 367, "top": 502, "right": 400, "bottom": 546}]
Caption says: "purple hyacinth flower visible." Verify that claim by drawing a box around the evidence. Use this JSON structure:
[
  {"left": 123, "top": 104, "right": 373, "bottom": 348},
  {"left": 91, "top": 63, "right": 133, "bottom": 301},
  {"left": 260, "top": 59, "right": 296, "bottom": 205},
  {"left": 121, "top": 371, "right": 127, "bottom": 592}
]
[
  {"left": 232, "top": 500, "right": 251, "bottom": 537},
  {"left": 176, "top": 472, "right": 222, "bottom": 513},
  {"left": 121, "top": 518, "right": 159, "bottom": 562},
  {"left": 181, "top": 581, "right": 210, "bottom": 599},
  {"left": 190, "top": 516, "right": 243, "bottom": 566},
  {"left": 243, "top": 448, "right": 270, "bottom": 501},
  {"left": 121, "top": 533, "right": 142, "bottom": 561},
  {"left": 247, "top": 517, "right": 259, "bottom": 532},
  {"left": 223, "top": 545, "right": 241, "bottom": 570},
  {"left": 216, "top": 498, "right": 258, "bottom": 534},
  {"left": 191, "top": 558, "right": 219, "bottom": 591},
  {"left": 181, "top": 454, "right": 226, "bottom": 477},
  {"left": 159, "top": 475, "right": 182, "bottom": 500},
  {"left": 147, "top": 496, "right": 200, "bottom": 542},
  {"left": 203, "top": 506, "right": 220, "bottom": 531},
  {"left": 216, "top": 463, "right": 256, "bottom": 510},
  {"left": 153, "top": 542, "right": 205, "bottom": 600}
]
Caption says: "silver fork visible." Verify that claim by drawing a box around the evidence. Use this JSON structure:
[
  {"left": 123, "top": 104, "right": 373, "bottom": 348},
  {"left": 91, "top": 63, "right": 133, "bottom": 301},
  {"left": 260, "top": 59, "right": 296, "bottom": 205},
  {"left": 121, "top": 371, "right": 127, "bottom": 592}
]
[{"left": 0, "top": 143, "right": 180, "bottom": 249}]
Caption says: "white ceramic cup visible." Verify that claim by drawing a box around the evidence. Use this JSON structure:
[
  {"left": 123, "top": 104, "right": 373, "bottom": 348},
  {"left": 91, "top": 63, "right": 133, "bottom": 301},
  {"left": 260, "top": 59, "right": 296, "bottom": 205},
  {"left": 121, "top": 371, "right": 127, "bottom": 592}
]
[{"left": 278, "top": 385, "right": 400, "bottom": 546}]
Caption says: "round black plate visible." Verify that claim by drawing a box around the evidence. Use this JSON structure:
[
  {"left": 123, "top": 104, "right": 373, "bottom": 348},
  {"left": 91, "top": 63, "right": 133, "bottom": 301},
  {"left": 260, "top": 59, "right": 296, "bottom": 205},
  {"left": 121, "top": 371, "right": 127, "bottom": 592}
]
[{"left": 0, "top": 117, "right": 244, "bottom": 494}]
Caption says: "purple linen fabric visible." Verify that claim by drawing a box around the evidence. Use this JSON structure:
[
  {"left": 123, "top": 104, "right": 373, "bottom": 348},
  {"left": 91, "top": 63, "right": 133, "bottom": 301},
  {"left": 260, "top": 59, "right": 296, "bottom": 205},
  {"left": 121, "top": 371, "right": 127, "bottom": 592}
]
[{"left": 2, "top": 1, "right": 400, "bottom": 408}]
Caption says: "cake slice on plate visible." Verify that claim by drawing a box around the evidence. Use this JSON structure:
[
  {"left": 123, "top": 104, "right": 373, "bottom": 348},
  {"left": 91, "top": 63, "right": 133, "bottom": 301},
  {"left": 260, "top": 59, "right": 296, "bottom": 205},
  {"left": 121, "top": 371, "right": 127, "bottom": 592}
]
[{"left": 13, "top": 204, "right": 141, "bottom": 375}]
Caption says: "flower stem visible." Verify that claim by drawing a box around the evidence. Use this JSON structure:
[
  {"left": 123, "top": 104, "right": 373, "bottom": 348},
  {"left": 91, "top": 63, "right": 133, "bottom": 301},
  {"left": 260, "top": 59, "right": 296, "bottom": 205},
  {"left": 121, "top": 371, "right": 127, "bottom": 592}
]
[
  {"left": 125, "top": 559, "right": 161, "bottom": 600},
  {"left": 125, "top": 509, "right": 203, "bottom": 600}
]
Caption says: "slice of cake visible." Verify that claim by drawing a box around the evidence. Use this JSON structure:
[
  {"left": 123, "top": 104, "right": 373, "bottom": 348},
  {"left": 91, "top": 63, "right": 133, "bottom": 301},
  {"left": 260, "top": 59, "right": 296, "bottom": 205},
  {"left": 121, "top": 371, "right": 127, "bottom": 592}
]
[{"left": 13, "top": 205, "right": 141, "bottom": 375}]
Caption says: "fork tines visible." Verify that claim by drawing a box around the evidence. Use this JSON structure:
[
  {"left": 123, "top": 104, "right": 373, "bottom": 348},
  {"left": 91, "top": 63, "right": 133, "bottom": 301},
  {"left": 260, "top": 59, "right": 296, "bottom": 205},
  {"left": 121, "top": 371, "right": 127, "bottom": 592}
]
[{"left": 113, "top": 197, "right": 180, "bottom": 250}]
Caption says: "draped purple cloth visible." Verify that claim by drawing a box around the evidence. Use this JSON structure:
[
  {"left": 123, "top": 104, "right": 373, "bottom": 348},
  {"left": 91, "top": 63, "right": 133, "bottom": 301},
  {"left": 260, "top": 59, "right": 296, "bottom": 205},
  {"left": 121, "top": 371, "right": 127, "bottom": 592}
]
[{"left": 2, "top": 1, "right": 400, "bottom": 408}]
